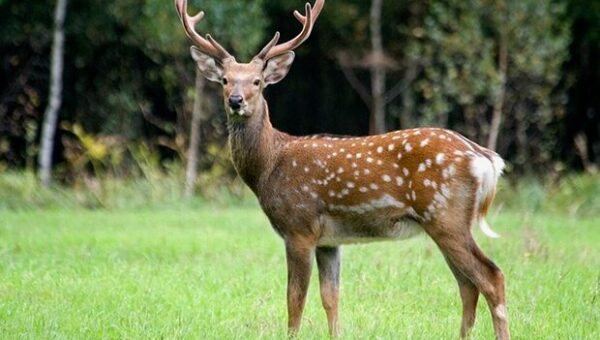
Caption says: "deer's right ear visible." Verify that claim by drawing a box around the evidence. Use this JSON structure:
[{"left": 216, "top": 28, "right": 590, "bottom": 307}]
[{"left": 190, "top": 46, "right": 224, "bottom": 83}]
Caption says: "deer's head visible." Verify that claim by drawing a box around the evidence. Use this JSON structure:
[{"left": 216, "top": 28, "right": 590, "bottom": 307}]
[{"left": 175, "top": 0, "right": 324, "bottom": 119}]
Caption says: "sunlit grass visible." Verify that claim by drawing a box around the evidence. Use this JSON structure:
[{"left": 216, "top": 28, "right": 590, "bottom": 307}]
[{"left": 1, "top": 207, "right": 598, "bottom": 339}]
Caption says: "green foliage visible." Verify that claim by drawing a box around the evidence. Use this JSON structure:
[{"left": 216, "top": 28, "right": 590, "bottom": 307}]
[
  {"left": 404, "top": 0, "right": 570, "bottom": 143},
  {"left": 0, "top": 206, "right": 598, "bottom": 338},
  {"left": 0, "top": 167, "right": 255, "bottom": 211},
  {"left": 495, "top": 174, "right": 600, "bottom": 218},
  {"left": 409, "top": 0, "right": 498, "bottom": 126},
  {"left": 0, "top": 0, "right": 596, "bottom": 177}
]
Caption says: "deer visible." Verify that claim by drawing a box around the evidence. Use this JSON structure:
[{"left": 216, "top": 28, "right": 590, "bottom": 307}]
[{"left": 175, "top": 0, "right": 510, "bottom": 338}]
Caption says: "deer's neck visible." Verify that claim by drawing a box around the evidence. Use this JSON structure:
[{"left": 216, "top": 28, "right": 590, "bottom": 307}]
[{"left": 227, "top": 98, "right": 290, "bottom": 193}]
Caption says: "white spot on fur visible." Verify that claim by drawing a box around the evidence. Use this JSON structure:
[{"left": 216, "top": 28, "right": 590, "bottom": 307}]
[
  {"left": 377, "top": 146, "right": 384, "bottom": 153},
  {"left": 366, "top": 157, "right": 374, "bottom": 163},
  {"left": 436, "top": 153, "right": 446, "bottom": 165},
  {"left": 292, "top": 160, "right": 298, "bottom": 167},
  {"left": 356, "top": 153, "right": 362, "bottom": 158},
  {"left": 382, "top": 174, "right": 391, "bottom": 182},
  {"left": 347, "top": 182, "right": 355, "bottom": 188},
  {"left": 418, "top": 163, "right": 426, "bottom": 172},
  {"left": 388, "top": 144, "right": 395, "bottom": 151},
  {"left": 443, "top": 165, "right": 456, "bottom": 179},
  {"left": 420, "top": 138, "right": 430, "bottom": 147},
  {"left": 396, "top": 176, "right": 404, "bottom": 186},
  {"left": 359, "top": 187, "right": 368, "bottom": 193},
  {"left": 405, "top": 143, "right": 413, "bottom": 152},
  {"left": 370, "top": 183, "right": 379, "bottom": 190},
  {"left": 371, "top": 194, "right": 405, "bottom": 209},
  {"left": 403, "top": 168, "right": 410, "bottom": 176},
  {"left": 364, "top": 169, "right": 371, "bottom": 175},
  {"left": 376, "top": 160, "right": 383, "bottom": 165},
  {"left": 304, "top": 167, "right": 310, "bottom": 173}
]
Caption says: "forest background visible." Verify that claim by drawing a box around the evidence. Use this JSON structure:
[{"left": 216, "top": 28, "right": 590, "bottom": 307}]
[{"left": 0, "top": 0, "right": 598, "bottom": 204}]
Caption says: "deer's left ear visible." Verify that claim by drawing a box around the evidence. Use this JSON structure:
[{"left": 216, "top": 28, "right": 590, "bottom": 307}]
[{"left": 263, "top": 52, "right": 295, "bottom": 86}]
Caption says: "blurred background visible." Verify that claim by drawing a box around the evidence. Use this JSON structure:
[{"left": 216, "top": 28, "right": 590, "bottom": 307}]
[{"left": 0, "top": 0, "right": 598, "bottom": 210}]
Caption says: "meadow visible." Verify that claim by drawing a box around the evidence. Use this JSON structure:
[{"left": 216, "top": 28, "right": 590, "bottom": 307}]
[{"left": 0, "top": 175, "right": 599, "bottom": 339}]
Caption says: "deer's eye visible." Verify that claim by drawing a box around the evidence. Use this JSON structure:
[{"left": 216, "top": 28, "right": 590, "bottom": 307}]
[
  {"left": 253, "top": 79, "right": 261, "bottom": 86},
  {"left": 222, "top": 77, "right": 228, "bottom": 85}
]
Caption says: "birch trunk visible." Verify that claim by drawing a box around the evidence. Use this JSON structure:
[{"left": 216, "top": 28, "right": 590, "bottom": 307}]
[
  {"left": 38, "top": 0, "right": 68, "bottom": 186},
  {"left": 369, "top": 0, "right": 386, "bottom": 135},
  {"left": 185, "top": 69, "right": 206, "bottom": 197},
  {"left": 487, "top": 18, "right": 508, "bottom": 151}
]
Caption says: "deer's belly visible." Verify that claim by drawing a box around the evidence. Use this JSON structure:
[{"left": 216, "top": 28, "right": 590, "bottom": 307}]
[{"left": 317, "top": 213, "right": 422, "bottom": 247}]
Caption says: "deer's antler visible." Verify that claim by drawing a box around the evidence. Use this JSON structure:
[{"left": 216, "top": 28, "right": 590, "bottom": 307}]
[
  {"left": 175, "top": 0, "right": 234, "bottom": 61},
  {"left": 254, "top": 0, "right": 324, "bottom": 61}
]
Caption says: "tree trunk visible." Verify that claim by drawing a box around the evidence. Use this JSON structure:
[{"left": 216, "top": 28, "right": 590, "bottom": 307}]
[
  {"left": 369, "top": 0, "right": 386, "bottom": 135},
  {"left": 487, "top": 16, "right": 508, "bottom": 151},
  {"left": 38, "top": 0, "right": 68, "bottom": 186},
  {"left": 185, "top": 69, "right": 206, "bottom": 197}
]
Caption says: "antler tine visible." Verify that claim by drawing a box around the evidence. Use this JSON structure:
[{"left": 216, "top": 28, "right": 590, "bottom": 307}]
[
  {"left": 254, "top": 32, "right": 281, "bottom": 61},
  {"left": 175, "top": 0, "right": 233, "bottom": 61},
  {"left": 256, "top": 0, "right": 324, "bottom": 61}
]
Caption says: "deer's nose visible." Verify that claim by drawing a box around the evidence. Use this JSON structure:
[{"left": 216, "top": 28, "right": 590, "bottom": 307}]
[{"left": 228, "top": 95, "right": 244, "bottom": 110}]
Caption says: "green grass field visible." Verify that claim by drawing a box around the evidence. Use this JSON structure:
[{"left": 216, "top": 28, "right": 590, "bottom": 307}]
[{"left": 1, "top": 205, "right": 598, "bottom": 339}]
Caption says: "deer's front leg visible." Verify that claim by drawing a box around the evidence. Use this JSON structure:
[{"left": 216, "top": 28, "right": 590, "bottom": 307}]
[
  {"left": 285, "top": 238, "right": 314, "bottom": 336},
  {"left": 316, "top": 246, "right": 341, "bottom": 337}
]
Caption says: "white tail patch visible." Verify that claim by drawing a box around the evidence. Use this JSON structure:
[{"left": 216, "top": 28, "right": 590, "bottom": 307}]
[
  {"left": 479, "top": 218, "right": 500, "bottom": 238},
  {"left": 470, "top": 154, "right": 504, "bottom": 238}
]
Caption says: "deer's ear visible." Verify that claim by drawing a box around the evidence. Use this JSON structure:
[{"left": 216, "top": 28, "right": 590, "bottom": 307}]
[
  {"left": 190, "top": 46, "right": 223, "bottom": 83},
  {"left": 263, "top": 52, "right": 295, "bottom": 86}
]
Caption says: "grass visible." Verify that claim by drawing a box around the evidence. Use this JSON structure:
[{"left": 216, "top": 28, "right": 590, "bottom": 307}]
[{"left": 1, "top": 205, "right": 598, "bottom": 339}]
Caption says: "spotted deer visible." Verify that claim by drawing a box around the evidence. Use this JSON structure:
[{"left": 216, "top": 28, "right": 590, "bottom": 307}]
[{"left": 175, "top": 0, "right": 509, "bottom": 338}]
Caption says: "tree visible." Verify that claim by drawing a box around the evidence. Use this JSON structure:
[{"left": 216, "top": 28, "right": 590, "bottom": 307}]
[
  {"left": 403, "top": 0, "right": 569, "bottom": 169},
  {"left": 335, "top": 0, "right": 403, "bottom": 135},
  {"left": 38, "top": 0, "right": 68, "bottom": 186}
]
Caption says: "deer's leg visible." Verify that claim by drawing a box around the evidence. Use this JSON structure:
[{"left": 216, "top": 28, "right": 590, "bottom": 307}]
[
  {"left": 444, "top": 256, "right": 479, "bottom": 338},
  {"left": 316, "top": 246, "right": 341, "bottom": 337},
  {"left": 285, "top": 238, "right": 314, "bottom": 336},
  {"left": 431, "top": 230, "right": 510, "bottom": 340}
]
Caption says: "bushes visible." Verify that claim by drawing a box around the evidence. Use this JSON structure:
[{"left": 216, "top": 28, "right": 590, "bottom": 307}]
[
  {"left": 1, "top": 168, "right": 597, "bottom": 217},
  {"left": 0, "top": 167, "right": 256, "bottom": 211}
]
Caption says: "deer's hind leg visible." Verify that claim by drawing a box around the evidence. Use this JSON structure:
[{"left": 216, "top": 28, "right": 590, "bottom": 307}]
[
  {"left": 444, "top": 255, "right": 480, "bottom": 338},
  {"left": 426, "top": 220, "right": 509, "bottom": 340}
]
